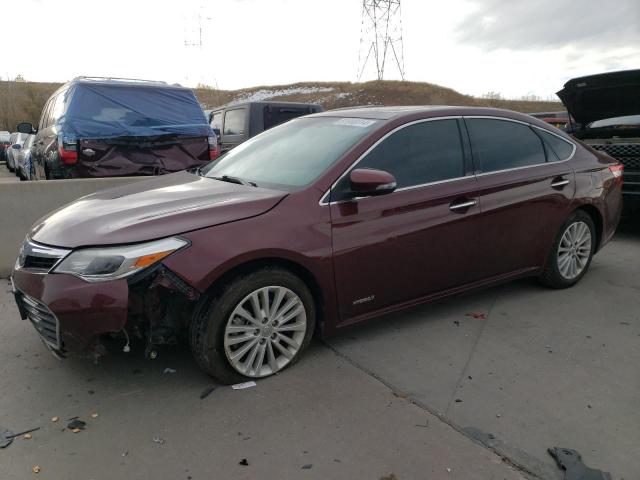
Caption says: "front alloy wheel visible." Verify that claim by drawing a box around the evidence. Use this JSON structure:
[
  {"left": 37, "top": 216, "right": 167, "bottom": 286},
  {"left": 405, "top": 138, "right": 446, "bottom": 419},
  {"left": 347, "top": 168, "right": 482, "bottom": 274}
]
[
  {"left": 224, "top": 286, "right": 307, "bottom": 378},
  {"left": 190, "top": 268, "right": 315, "bottom": 384}
]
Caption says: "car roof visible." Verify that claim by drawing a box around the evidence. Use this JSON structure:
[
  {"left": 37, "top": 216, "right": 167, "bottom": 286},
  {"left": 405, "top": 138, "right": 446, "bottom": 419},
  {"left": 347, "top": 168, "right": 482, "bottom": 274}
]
[{"left": 309, "top": 105, "right": 535, "bottom": 121}]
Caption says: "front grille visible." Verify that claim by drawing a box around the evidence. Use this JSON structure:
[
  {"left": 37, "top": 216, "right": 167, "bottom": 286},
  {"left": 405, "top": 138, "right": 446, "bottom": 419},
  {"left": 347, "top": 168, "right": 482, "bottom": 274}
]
[
  {"left": 17, "top": 240, "right": 70, "bottom": 272},
  {"left": 590, "top": 143, "right": 640, "bottom": 170},
  {"left": 23, "top": 256, "right": 59, "bottom": 270},
  {"left": 19, "top": 293, "right": 61, "bottom": 350}
]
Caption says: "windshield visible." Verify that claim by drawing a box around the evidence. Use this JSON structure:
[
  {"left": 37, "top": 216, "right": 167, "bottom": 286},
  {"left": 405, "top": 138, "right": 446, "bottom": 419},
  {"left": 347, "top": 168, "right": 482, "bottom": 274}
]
[
  {"left": 589, "top": 115, "right": 640, "bottom": 128},
  {"left": 202, "top": 117, "right": 380, "bottom": 190}
]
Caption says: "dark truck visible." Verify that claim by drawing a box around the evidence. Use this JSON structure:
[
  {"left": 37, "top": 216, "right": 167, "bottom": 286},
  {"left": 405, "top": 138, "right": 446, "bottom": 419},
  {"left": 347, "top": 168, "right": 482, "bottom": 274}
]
[
  {"left": 557, "top": 69, "right": 640, "bottom": 212},
  {"left": 209, "top": 101, "right": 323, "bottom": 154},
  {"left": 17, "top": 77, "right": 216, "bottom": 178}
]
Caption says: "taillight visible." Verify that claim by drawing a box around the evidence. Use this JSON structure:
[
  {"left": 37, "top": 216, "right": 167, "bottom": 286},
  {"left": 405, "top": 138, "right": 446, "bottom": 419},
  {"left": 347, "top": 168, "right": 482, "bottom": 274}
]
[
  {"left": 609, "top": 164, "right": 624, "bottom": 185},
  {"left": 208, "top": 135, "right": 219, "bottom": 160},
  {"left": 58, "top": 140, "right": 78, "bottom": 165}
]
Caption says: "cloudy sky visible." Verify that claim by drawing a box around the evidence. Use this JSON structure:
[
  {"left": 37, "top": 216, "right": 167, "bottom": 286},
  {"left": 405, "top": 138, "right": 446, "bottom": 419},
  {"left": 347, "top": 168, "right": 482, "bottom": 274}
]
[{"left": 6, "top": 0, "right": 640, "bottom": 99}]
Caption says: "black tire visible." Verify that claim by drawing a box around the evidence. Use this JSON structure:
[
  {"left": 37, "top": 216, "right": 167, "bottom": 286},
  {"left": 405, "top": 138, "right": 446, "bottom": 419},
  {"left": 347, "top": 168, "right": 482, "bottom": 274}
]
[
  {"left": 538, "top": 210, "right": 596, "bottom": 289},
  {"left": 189, "top": 267, "right": 316, "bottom": 384}
]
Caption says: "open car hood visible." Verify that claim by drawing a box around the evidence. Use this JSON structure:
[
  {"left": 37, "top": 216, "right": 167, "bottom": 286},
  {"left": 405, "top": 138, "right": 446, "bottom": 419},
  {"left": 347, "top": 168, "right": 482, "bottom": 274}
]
[
  {"left": 557, "top": 69, "right": 640, "bottom": 125},
  {"left": 30, "top": 171, "right": 287, "bottom": 248}
]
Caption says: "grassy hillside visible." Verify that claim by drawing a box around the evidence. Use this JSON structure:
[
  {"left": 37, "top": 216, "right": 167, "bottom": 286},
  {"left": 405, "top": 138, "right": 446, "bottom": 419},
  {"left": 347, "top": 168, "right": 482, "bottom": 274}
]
[{"left": 0, "top": 79, "right": 562, "bottom": 132}]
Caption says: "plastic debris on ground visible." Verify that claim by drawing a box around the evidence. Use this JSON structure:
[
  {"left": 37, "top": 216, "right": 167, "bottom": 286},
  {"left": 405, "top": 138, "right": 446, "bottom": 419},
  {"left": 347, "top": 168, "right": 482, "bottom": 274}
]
[
  {"left": 232, "top": 381, "right": 257, "bottom": 390},
  {"left": 32, "top": 466, "right": 41, "bottom": 474},
  {"left": 548, "top": 447, "right": 612, "bottom": 480},
  {"left": 163, "top": 368, "right": 177, "bottom": 374},
  {"left": 67, "top": 419, "right": 86, "bottom": 431},
  {"left": 1, "top": 426, "right": 41, "bottom": 449},
  {"left": 152, "top": 437, "right": 165, "bottom": 445},
  {"left": 239, "top": 458, "right": 249, "bottom": 466}
]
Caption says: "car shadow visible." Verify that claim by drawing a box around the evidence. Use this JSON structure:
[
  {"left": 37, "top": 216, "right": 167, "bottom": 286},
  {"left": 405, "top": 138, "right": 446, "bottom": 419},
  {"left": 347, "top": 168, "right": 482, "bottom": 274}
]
[{"left": 617, "top": 215, "right": 640, "bottom": 238}]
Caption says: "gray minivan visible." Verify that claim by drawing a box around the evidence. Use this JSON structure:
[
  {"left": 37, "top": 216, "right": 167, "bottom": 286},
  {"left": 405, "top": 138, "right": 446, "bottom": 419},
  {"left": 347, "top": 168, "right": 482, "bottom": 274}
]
[{"left": 210, "top": 101, "right": 323, "bottom": 154}]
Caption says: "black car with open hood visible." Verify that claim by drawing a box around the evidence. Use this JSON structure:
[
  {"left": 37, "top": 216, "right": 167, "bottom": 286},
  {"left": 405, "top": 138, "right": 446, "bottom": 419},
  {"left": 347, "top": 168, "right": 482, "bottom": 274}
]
[{"left": 557, "top": 69, "right": 640, "bottom": 207}]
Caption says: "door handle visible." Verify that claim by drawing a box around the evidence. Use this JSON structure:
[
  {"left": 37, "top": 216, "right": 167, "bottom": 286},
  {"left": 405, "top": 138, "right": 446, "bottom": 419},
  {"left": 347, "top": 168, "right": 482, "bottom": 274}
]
[
  {"left": 449, "top": 198, "right": 477, "bottom": 212},
  {"left": 551, "top": 178, "right": 570, "bottom": 188}
]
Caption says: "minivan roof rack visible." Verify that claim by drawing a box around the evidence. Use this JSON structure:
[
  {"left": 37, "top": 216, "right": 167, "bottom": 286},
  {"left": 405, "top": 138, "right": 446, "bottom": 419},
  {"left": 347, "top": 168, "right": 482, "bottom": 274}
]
[{"left": 72, "top": 76, "right": 170, "bottom": 85}]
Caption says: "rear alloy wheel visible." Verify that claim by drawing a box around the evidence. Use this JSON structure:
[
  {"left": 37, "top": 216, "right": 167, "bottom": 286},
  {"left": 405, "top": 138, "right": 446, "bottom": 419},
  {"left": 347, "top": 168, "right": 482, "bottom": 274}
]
[
  {"left": 539, "top": 210, "right": 596, "bottom": 288},
  {"left": 557, "top": 221, "right": 592, "bottom": 280},
  {"left": 190, "top": 268, "right": 315, "bottom": 384}
]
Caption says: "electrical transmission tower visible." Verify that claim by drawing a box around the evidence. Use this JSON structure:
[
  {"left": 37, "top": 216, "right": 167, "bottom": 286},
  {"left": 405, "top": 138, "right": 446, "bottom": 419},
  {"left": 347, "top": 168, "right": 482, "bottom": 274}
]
[{"left": 357, "top": 0, "right": 406, "bottom": 81}]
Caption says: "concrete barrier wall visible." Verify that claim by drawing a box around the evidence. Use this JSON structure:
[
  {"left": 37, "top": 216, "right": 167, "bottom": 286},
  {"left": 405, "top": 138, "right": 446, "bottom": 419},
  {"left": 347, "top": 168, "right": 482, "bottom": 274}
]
[{"left": 0, "top": 177, "right": 147, "bottom": 278}]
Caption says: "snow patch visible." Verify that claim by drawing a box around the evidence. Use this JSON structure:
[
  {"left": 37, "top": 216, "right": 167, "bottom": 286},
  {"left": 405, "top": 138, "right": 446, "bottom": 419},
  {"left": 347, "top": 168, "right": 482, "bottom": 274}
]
[{"left": 230, "top": 86, "right": 335, "bottom": 104}]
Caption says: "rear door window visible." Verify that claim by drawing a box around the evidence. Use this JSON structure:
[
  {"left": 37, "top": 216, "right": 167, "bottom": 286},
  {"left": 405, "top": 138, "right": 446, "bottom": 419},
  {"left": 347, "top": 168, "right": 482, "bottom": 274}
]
[
  {"left": 356, "top": 119, "right": 465, "bottom": 189},
  {"left": 466, "top": 118, "right": 546, "bottom": 173},
  {"left": 536, "top": 129, "right": 574, "bottom": 161},
  {"left": 39, "top": 99, "right": 53, "bottom": 130},
  {"left": 223, "top": 109, "right": 247, "bottom": 135},
  {"left": 49, "top": 90, "right": 67, "bottom": 125}
]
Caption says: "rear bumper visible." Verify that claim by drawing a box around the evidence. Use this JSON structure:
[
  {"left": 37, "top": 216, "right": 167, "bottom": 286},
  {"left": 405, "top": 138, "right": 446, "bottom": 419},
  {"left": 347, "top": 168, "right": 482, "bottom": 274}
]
[{"left": 12, "top": 268, "right": 129, "bottom": 354}]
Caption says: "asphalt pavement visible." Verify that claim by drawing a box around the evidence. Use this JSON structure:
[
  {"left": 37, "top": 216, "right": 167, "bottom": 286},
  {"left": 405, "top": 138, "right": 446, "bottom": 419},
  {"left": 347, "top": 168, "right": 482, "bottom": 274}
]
[{"left": 0, "top": 218, "right": 638, "bottom": 480}]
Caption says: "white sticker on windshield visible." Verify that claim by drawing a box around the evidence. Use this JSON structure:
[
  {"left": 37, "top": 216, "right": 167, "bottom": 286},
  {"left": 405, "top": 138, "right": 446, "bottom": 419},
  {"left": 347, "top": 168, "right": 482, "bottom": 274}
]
[{"left": 334, "top": 118, "right": 376, "bottom": 128}]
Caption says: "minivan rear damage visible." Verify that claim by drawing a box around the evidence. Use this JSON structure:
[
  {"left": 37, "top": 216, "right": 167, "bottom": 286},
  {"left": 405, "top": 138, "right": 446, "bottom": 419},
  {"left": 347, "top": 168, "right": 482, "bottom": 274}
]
[
  {"left": 75, "top": 135, "right": 209, "bottom": 177},
  {"left": 19, "top": 77, "right": 214, "bottom": 179}
]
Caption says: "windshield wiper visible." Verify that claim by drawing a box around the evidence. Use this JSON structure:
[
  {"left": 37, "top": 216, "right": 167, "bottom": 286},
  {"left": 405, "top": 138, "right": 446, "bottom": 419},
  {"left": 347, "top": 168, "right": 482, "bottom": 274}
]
[{"left": 211, "top": 175, "right": 257, "bottom": 187}]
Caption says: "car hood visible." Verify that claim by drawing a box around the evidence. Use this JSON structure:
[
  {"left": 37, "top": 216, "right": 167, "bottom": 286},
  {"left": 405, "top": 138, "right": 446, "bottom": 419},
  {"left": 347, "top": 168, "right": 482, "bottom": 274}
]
[
  {"left": 557, "top": 69, "right": 640, "bottom": 125},
  {"left": 30, "top": 171, "right": 288, "bottom": 248}
]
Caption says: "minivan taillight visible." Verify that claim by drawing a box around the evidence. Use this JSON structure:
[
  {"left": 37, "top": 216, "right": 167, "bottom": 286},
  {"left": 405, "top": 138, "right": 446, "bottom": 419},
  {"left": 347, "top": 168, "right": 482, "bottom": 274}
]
[
  {"left": 208, "top": 136, "right": 219, "bottom": 161},
  {"left": 609, "top": 164, "right": 624, "bottom": 185},
  {"left": 59, "top": 140, "right": 78, "bottom": 165}
]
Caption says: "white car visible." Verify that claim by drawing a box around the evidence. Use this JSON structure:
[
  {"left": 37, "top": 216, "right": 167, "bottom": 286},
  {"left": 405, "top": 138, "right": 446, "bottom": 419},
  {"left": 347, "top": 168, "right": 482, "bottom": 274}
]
[{"left": 5, "top": 132, "right": 28, "bottom": 173}]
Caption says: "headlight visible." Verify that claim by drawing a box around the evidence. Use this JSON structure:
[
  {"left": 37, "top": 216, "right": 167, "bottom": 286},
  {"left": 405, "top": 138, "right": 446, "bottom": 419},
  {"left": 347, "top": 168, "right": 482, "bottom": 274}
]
[{"left": 54, "top": 237, "right": 188, "bottom": 282}]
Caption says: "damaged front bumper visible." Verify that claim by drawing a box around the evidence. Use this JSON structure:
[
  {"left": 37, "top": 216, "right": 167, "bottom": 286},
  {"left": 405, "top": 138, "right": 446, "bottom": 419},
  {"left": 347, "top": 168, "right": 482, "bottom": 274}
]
[
  {"left": 12, "top": 268, "right": 129, "bottom": 356},
  {"left": 12, "top": 262, "right": 201, "bottom": 359}
]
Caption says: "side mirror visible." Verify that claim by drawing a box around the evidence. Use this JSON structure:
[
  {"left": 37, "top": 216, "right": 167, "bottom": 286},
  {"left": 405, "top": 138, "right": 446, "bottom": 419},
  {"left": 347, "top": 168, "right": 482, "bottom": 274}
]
[
  {"left": 16, "top": 122, "right": 35, "bottom": 134},
  {"left": 349, "top": 168, "right": 397, "bottom": 197}
]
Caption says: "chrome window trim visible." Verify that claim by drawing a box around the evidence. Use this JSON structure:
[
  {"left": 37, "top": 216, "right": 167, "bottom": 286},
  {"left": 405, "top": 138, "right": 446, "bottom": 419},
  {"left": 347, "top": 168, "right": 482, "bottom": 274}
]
[
  {"left": 319, "top": 114, "right": 579, "bottom": 206},
  {"left": 463, "top": 116, "right": 577, "bottom": 175},
  {"left": 319, "top": 116, "right": 465, "bottom": 206},
  {"left": 530, "top": 124, "right": 577, "bottom": 161}
]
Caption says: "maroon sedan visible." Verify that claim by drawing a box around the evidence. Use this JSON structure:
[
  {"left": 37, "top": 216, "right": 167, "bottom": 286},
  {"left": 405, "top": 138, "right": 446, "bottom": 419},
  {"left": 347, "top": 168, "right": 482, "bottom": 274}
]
[{"left": 11, "top": 106, "right": 623, "bottom": 383}]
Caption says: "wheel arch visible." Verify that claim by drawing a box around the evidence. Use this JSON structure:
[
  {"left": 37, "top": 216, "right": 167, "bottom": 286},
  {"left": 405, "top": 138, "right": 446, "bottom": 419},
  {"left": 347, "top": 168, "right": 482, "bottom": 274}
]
[
  {"left": 573, "top": 204, "right": 603, "bottom": 251},
  {"left": 197, "top": 256, "right": 326, "bottom": 334}
]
